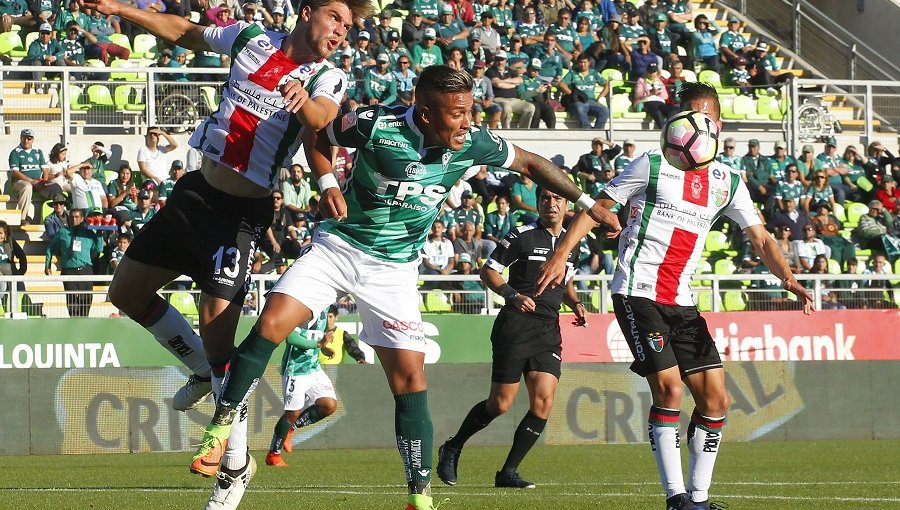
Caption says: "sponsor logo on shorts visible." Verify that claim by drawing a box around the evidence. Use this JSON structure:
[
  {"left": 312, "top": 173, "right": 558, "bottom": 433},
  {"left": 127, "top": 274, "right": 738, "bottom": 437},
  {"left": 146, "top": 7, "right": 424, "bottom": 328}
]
[
  {"left": 623, "top": 298, "right": 644, "bottom": 361},
  {"left": 646, "top": 331, "right": 664, "bottom": 352},
  {"left": 383, "top": 320, "right": 425, "bottom": 332}
]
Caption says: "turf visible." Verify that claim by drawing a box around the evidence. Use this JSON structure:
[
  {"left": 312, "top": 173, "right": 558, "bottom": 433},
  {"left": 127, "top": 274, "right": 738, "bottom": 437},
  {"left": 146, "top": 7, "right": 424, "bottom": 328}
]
[{"left": 1, "top": 440, "right": 898, "bottom": 509}]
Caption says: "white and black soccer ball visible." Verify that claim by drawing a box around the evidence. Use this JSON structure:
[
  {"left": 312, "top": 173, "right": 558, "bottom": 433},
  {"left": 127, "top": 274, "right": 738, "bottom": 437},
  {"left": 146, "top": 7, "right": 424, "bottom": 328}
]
[{"left": 660, "top": 110, "right": 720, "bottom": 170}]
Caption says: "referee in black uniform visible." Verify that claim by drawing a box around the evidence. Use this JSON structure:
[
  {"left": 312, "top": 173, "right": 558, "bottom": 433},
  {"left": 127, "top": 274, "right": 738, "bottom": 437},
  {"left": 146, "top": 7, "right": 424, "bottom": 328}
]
[{"left": 437, "top": 187, "right": 588, "bottom": 489}]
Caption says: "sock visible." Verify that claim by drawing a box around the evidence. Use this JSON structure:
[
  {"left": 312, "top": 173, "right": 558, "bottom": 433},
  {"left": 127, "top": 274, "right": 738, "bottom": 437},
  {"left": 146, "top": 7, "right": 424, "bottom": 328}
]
[
  {"left": 649, "top": 406, "right": 685, "bottom": 498},
  {"left": 687, "top": 409, "right": 725, "bottom": 503},
  {"left": 218, "top": 329, "right": 278, "bottom": 410},
  {"left": 212, "top": 372, "right": 250, "bottom": 471},
  {"left": 500, "top": 411, "right": 546, "bottom": 473},
  {"left": 446, "top": 400, "right": 496, "bottom": 449},
  {"left": 270, "top": 416, "right": 293, "bottom": 454},
  {"left": 395, "top": 391, "right": 433, "bottom": 495},
  {"left": 139, "top": 297, "right": 210, "bottom": 376},
  {"left": 220, "top": 452, "right": 250, "bottom": 478},
  {"left": 293, "top": 406, "right": 323, "bottom": 428}
]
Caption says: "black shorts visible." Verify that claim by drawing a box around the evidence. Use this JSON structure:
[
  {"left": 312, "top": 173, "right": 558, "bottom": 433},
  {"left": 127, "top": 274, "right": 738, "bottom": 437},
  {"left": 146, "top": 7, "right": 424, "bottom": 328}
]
[
  {"left": 490, "top": 308, "right": 562, "bottom": 384},
  {"left": 126, "top": 171, "right": 273, "bottom": 303},
  {"left": 612, "top": 294, "right": 722, "bottom": 378}
]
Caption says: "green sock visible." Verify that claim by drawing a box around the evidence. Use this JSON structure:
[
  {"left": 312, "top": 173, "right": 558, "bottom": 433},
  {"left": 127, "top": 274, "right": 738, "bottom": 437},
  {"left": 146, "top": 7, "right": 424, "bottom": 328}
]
[
  {"left": 218, "top": 329, "right": 278, "bottom": 412},
  {"left": 270, "top": 416, "right": 293, "bottom": 453},
  {"left": 395, "top": 390, "right": 433, "bottom": 495},
  {"left": 293, "top": 406, "right": 322, "bottom": 428}
]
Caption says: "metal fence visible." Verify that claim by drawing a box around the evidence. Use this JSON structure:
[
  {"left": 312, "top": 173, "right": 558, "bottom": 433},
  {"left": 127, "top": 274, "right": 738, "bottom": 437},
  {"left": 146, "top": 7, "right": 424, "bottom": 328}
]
[{"left": 1, "top": 273, "right": 896, "bottom": 320}]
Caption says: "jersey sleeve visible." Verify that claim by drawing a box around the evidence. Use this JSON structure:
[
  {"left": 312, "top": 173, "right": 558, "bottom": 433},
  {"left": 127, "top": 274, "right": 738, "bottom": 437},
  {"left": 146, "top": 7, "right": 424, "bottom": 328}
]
[
  {"left": 467, "top": 126, "right": 514, "bottom": 168},
  {"left": 485, "top": 227, "right": 523, "bottom": 272},
  {"left": 724, "top": 175, "right": 763, "bottom": 229},
  {"left": 602, "top": 152, "right": 651, "bottom": 205},
  {"left": 325, "top": 105, "right": 381, "bottom": 150},
  {"left": 202, "top": 22, "right": 254, "bottom": 57},
  {"left": 308, "top": 67, "right": 347, "bottom": 107}
]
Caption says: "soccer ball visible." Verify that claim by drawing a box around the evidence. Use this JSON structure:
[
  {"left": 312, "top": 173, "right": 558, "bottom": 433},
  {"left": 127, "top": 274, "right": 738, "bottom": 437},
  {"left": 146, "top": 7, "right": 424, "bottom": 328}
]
[{"left": 660, "top": 110, "right": 720, "bottom": 170}]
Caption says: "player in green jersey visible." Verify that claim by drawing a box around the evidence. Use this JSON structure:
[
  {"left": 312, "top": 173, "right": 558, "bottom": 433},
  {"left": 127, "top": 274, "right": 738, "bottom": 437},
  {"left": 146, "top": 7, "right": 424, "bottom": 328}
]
[
  {"left": 266, "top": 310, "right": 338, "bottom": 467},
  {"left": 194, "top": 65, "right": 621, "bottom": 510}
]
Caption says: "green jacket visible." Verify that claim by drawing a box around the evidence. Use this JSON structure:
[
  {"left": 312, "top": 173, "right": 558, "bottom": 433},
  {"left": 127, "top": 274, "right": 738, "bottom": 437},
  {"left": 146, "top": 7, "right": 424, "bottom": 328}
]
[{"left": 45, "top": 225, "right": 103, "bottom": 270}]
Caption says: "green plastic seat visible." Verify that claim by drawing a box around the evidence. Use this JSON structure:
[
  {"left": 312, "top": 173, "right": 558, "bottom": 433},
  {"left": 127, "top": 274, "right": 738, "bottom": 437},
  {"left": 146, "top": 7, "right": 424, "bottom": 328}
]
[
  {"left": 108, "top": 33, "right": 132, "bottom": 53},
  {"left": 0, "top": 31, "right": 26, "bottom": 58},
  {"left": 86, "top": 84, "right": 115, "bottom": 107},
  {"left": 723, "top": 290, "right": 747, "bottom": 311},
  {"left": 169, "top": 291, "right": 199, "bottom": 321}
]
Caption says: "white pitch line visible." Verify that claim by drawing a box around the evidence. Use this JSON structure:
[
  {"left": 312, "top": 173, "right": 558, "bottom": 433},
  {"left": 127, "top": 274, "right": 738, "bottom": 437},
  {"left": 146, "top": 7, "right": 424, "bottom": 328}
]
[{"left": 4, "top": 488, "right": 900, "bottom": 503}]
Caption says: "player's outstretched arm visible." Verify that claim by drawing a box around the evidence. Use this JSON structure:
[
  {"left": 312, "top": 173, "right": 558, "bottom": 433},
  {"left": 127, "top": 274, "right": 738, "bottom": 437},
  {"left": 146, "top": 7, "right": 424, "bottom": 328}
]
[
  {"left": 304, "top": 128, "right": 347, "bottom": 220},
  {"left": 746, "top": 224, "right": 814, "bottom": 315},
  {"left": 508, "top": 145, "right": 621, "bottom": 234},
  {"left": 81, "top": 0, "right": 210, "bottom": 51}
]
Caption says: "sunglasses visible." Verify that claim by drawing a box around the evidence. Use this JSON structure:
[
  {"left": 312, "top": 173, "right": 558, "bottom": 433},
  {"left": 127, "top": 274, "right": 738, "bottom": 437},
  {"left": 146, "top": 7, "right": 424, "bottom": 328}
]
[
  {"left": 724, "top": 146, "right": 735, "bottom": 149},
  {"left": 815, "top": 176, "right": 826, "bottom": 179}
]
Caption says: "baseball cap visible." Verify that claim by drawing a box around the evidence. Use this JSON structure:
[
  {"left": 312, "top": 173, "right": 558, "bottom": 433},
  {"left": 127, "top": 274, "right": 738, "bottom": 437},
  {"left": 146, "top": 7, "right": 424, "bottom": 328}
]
[
  {"left": 824, "top": 136, "right": 837, "bottom": 147},
  {"left": 161, "top": 48, "right": 173, "bottom": 57},
  {"left": 647, "top": 61, "right": 658, "bottom": 71},
  {"left": 814, "top": 200, "right": 831, "bottom": 211},
  {"left": 340, "top": 49, "right": 353, "bottom": 58},
  {"left": 623, "top": 139, "right": 635, "bottom": 146},
  {"left": 441, "top": 3, "right": 454, "bottom": 14},
  {"left": 379, "top": 9, "right": 392, "bottom": 18},
  {"left": 868, "top": 199, "right": 884, "bottom": 209},
  {"left": 494, "top": 49, "right": 507, "bottom": 59},
  {"left": 727, "top": 14, "right": 740, "bottom": 22},
  {"left": 748, "top": 139, "right": 760, "bottom": 147},
  {"left": 291, "top": 211, "right": 306, "bottom": 222},
  {"left": 410, "top": 8, "right": 423, "bottom": 16},
  {"left": 423, "top": 27, "right": 436, "bottom": 39},
  {"left": 358, "top": 30, "right": 370, "bottom": 40},
  {"left": 529, "top": 57, "right": 542, "bottom": 69},
  {"left": 88, "top": 206, "right": 103, "bottom": 216},
  {"left": 473, "top": 60, "right": 486, "bottom": 69},
  {"left": 171, "top": 159, "right": 184, "bottom": 169},
  {"left": 389, "top": 30, "right": 400, "bottom": 40},
  {"left": 39, "top": 22, "right": 53, "bottom": 33},
  {"left": 272, "top": 6, "right": 283, "bottom": 14},
  {"left": 469, "top": 33, "right": 480, "bottom": 41},
  {"left": 48, "top": 193, "right": 66, "bottom": 204},
  {"left": 775, "top": 140, "right": 787, "bottom": 149},
  {"left": 481, "top": 10, "right": 493, "bottom": 18},
  {"left": 461, "top": 190, "right": 473, "bottom": 199},
  {"left": 457, "top": 253, "right": 472, "bottom": 264},
  {"left": 376, "top": 53, "right": 389, "bottom": 63},
  {"left": 609, "top": 14, "right": 622, "bottom": 23},
  {"left": 138, "top": 189, "right": 152, "bottom": 200},
  {"left": 884, "top": 174, "right": 895, "bottom": 183},
  {"left": 654, "top": 13, "right": 667, "bottom": 22},
  {"left": 20, "top": 128, "right": 34, "bottom": 137},
  {"left": 510, "top": 33, "right": 522, "bottom": 41},
  {"left": 756, "top": 41, "right": 768, "bottom": 51},
  {"left": 802, "top": 144, "right": 814, "bottom": 153}
]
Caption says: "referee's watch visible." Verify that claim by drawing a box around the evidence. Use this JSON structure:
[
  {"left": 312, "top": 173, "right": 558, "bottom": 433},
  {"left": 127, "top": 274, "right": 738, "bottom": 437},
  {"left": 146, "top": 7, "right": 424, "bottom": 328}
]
[
  {"left": 499, "top": 284, "right": 518, "bottom": 306},
  {"left": 504, "top": 291, "right": 518, "bottom": 306}
]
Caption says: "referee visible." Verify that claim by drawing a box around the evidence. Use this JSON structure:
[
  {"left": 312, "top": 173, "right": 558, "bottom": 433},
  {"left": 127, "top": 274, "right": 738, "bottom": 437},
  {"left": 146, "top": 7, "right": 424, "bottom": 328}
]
[{"left": 437, "top": 187, "right": 587, "bottom": 489}]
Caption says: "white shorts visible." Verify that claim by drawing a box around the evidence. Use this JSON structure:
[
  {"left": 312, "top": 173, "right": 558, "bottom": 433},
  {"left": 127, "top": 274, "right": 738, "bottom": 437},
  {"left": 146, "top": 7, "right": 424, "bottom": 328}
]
[
  {"left": 281, "top": 369, "right": 337, "bottom": 412},
  {"left": 271, "top": 231, "right": 428, "bottom": 352}
]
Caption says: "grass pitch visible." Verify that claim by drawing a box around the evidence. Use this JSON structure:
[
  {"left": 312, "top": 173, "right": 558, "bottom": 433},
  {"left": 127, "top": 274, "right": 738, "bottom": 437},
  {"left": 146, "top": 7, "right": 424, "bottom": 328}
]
[{"left": 2, "top": 440, "right": 898, "bottom": 509}]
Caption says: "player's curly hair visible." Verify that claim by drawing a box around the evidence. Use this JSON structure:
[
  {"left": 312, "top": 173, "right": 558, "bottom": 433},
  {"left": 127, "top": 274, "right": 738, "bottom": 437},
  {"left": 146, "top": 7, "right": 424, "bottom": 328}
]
[
  {"left": 301, "top": 0, "right": 373, "bottom": 24},
  {"left": 416, "top": 65, "right": 474, "bottom": 98}
]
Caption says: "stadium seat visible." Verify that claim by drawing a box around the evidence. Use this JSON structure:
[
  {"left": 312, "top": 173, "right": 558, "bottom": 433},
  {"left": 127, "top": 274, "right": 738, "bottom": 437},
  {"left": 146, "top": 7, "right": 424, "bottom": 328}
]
[
  {"left": 696, "top": 290, "right": 713, "bottom": 312},
  {"left": 723, "top": 290, "right": 747, "bottom": 311},
  {"left": 704, "top": 230, "right": 730, "bottom": 253},
  {"left": 86, "top": 84, "right": 115, "bottom": 107},
  {"left": 0, "top": 32, "right": 26, "bottom": 58},
  {"left": 69, "top": 85, "right": 91, "bottom": 111},
  {"left": 832, "top": 202, "right": 846, "bottom": 222},
  {"left": 109, "top": 59, "right": 139, "bottom": 81},
  {"left": 170, "top": 291, "right": 199, "bottom": 321},
  {"left": 714, "top": 258, "right": 736, "bottom": 275},
  {"left": 719, "top": 95, "right": 745, "bottom": 120},
  {"left": 693, "top": 259, "right": 713, "bottom": 287},
  {"left": 132, "top": 33, "right": 158, "bottom": 59},
  {"left": 109, "top": 33, "right": 132, "bottom": 52},
  {"left": 199, "top": 86, "right": 218, "bottom": 111},
  {"left": 601, "top": 68, "right": 625, "bottom": 90},
  {"left": 285, "top": 14, "right": 297, "bottom": 30},
  {"left": 733, "top": 95, "right": 768, "bottom": 120},
  {"left": 424, "top": 289, "right": 452, "bottom": 313},
  {"left": 845, "top": 201, "right": 868, "bottom": 227},
  {"left": 679, "top": 69, "right": 697, "bottom": 83},
  {"left": 22, "top": 31, "right": 38, "bottom": 53},
  {"left": 610, "top": 93, "right": 645, "bottom": 119},
  {"left": 757, "top": 95, "right": 784, "bottom": 121},
  {"left": 85, "top": 58, "right": 106, "bottom": 68},
  {"left": 114, "top": 85, "right": 146, "bottom": 112},
  {"left": 189, "top": 10, "right": 201, "bottom": 23},
  {"left": 827, "top": 258, "right": 841, "bottom": 275}
]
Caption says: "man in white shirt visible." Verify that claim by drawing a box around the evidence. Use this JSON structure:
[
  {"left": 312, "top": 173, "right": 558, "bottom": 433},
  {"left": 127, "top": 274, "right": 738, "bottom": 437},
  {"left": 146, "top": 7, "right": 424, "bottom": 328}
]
[
  {"left": 136, "top": 126, "right": 179, "bottom": 184},
  {"left": 66, "top": 161, "right": 108, "bottom": 211}
]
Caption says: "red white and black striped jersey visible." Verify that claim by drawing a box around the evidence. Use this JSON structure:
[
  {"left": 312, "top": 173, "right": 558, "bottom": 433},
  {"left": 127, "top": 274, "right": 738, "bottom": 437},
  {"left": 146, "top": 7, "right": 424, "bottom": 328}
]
[
  {"left": 604, "top": 150, "right": 761, "bottom": 306},
  {"left": 188, "top": 22, "right": 346, "bottom": 190}
]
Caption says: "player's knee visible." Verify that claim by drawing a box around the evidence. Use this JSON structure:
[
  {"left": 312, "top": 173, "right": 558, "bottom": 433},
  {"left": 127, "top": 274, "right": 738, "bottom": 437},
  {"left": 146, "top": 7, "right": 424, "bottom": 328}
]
[
  {"left": 317, "top": 398, "right": 337, "bottom": 417},
  {"left": 699, "top": 392, "right": 730, "bottom": 417},
  {"left": 530, "top": 396, "right": 553, "bottom": 419},
  {"left": 653, "top": 380, "right": 684, "bottom": 408},
  {"left": 487, "top": 395, "right": 513, "bottom": 416},
  {"left": 255, "top": 313, "right": 294, "bottom": 343}
]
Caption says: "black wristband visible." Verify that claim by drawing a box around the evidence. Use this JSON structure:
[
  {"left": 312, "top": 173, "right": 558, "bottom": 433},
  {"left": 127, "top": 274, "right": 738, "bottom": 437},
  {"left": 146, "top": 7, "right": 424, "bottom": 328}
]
[
  {"left": 498, "top": 283, "right": 517, "bottom": 305},
  {"left": 574, "top": 301, "right": 584, "bottom": 307}
]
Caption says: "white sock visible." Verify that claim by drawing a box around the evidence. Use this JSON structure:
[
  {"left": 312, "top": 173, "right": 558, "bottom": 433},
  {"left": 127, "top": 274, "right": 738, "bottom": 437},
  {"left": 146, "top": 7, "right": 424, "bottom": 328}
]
[
  {"left": 687, "top": 410, "right": 725, "bottom": 503},
  {"left": 649, "top": 406, "right": 685, "bottom": 498},
  {"left": 213, "top": 374, "right": 249, "bottom": 471},
  {"left": 146, "top": 305, "right": 210, "bottom": 376}
]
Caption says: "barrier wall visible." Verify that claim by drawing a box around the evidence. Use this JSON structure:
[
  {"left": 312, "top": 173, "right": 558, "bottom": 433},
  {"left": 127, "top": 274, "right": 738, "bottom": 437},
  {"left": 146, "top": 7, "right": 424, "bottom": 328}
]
[{"left": 0, "top": 310, "right": 898, "bottom": 455}]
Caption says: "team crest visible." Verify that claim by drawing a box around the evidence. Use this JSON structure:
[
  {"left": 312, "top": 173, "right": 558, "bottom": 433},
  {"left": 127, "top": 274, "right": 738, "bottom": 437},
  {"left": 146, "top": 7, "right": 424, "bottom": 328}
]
[
  {"left": 441, "top": 152, "right": 452, "bottom": 170},
  {"left": 690, "top": 174, "right": 703, "bottom": 199},
  {"left": 630, "top": 206, "right": 639, "bottom": 219},
  {"left": 646, "top": 332, "right": 664, "bottom": 352},
  {"left": 712, "top": 186, "right": 729, "bottom": 207}
]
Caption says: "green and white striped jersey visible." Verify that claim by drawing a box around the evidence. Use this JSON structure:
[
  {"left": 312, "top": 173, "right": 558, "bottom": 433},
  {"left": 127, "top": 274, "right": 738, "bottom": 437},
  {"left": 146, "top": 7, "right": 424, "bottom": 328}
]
[
  {"left": 322, "top": 104, "right": 515, "bottom": 262},
  {"left": 281, "top": 310, "right": 327, "bottom": 377}
]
